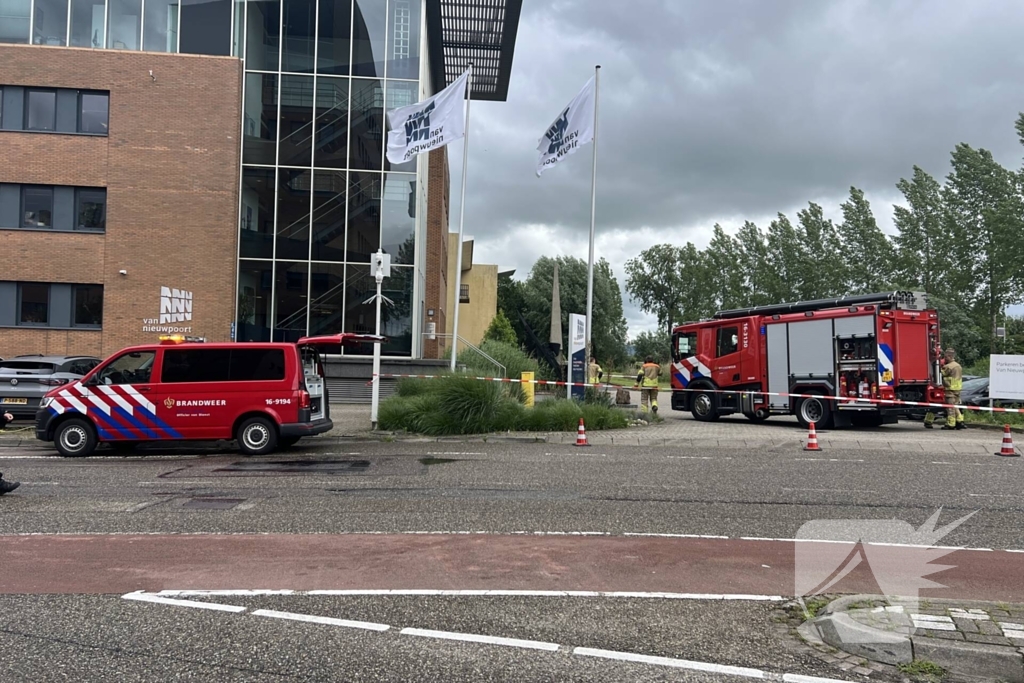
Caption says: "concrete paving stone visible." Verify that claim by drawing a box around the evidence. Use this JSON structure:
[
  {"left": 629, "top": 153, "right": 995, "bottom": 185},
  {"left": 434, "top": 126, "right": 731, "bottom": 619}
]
[
  {"left": 852, "top": 666, "right": 876, "bottom": 676},
  {"left": 965, "top": 634, "right": 1013, "bottom": 646},
  {"left": 912, "top": 637, "right": 1024, "bottom": 683},
  {"left": 954, "top": 618, "right": 981, "bottom": 633},
  {"left": 980, "top": 620, "right": 1007, "bottom": 636},
  {"left": 837, "top": 662, "right": 857, "bottom": 671},
  {"left": 991, "top": 609, "right": 1013, "bottom": 617},
  {"left": 920, "top": 630, "right": 966, "bottom": 641}
]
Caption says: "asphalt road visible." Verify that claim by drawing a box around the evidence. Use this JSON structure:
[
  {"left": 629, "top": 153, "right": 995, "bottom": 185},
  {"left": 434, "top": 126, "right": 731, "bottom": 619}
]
[{"left": 2, "top": 434, "right": 1023, "bottom": 681}]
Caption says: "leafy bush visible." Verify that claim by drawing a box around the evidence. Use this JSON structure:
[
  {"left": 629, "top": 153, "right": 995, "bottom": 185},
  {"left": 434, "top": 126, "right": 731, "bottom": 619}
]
[
  {"left": 376, "top": 378, "right": 629, "bottom": 435},
  {"left": 458, "top": 339, "right": 540, "bottom": 379},
  {"left": 395, "top": 378, "right": 435, "bottom": 397}
]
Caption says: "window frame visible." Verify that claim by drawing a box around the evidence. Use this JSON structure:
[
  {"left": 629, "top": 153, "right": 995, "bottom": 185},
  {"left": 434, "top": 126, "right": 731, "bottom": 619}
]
[
  {"left": 77, "top": 91, "right": 109, "bottom": 135},
  {"left": 24, "top": 88, "right": 58, "bottom": 132},
  {"left": 716, "top": 326, "right": 739, "bottom": 358},
  {"left": 75, "top": 187, "right": 107, "bottom": 231},
  {"left": 72, "top": 284, "right": 104, "bottom": 328},
  {"left": 17, "top": 282, "right": 50, "bottom": 327},
  {"left": 21, "top": 185, "right": 55, "bottom": 228}
]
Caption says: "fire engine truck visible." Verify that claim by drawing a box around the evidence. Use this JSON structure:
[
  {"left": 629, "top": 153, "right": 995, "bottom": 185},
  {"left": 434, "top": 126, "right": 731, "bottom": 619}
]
[{"left": 670, "top": 292, "right": 944, "bottom": 428}]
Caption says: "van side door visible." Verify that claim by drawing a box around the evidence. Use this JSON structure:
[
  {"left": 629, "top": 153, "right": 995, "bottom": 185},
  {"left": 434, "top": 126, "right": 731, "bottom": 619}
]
[{"left": 159, "top": 348, "right": 235, "bottom": 439}]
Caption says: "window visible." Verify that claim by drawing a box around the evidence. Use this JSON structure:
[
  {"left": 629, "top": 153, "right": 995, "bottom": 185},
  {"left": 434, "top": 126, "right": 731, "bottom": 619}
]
[
  {"left": 25, "top": 89, "right": 57, "bottom": 131},
  {"left": 459, "top": 284, "right": 470, "bottom": 303},
  {"left": 716, "top": 326, "right": 739, "bottom": 357},
  {"left": 76, "top": 189, "right": 106, "bottom": 230},
  {"left": 78, "top": 92, "right": 109, "bottom": 134},
  {"left": 162, "top": 349, "right": 232, "bottom": 383},
  {"left": 73, "top": 285, "right": 103, "bottom": 326},
  {"left": 95, "top": 351, "right": 155, "bottom": 385},
  {"left": 18, "top": 283, "right": 49, "bottom": 325},
  {"left": 22, "top": 186, "right": 54, "bottom": 227},
  {"left": 60, "top": 359, "right": 100, "bottom": 375},
  {"left": 229, "top": 349, "right": 287, "bottom": 381},
  {"left": 675, "top": 332, "right": 698, "bottom": 360}
]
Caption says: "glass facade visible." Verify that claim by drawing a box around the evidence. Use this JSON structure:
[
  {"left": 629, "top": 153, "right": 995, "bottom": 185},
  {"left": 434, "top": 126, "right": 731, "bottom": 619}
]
[{"left": 237, "top": 0, "right": 422, "bottom": 355}]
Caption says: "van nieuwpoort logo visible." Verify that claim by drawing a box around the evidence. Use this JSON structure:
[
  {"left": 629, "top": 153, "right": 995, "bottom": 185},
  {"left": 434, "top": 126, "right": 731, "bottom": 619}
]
[
  {"left": 544, "top": 107, "right": 570, "bottom": 154},
  {"left": 160, "top": 287, "right": 192, "bottom": 324},
  {"left": 404, "top": 101, "right": 436, "bottom": 144},
  {"left": 795, "top": 509, "right": 975, "bottom": 641}
]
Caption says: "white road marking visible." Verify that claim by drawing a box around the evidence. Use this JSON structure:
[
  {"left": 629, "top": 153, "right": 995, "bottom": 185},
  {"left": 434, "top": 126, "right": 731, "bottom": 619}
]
[
  {"left": 782, "top": 488, "right": 877, "bottom": 493},
  {"left": 121, "top": 591, "right": 246, "bottom": 612},
  {"left": 912, "top": 621, "right": 957, "bottom": 631},
  {"left": 252, "top": 609, "right": 389, "bottom": 631},
  {"left": 1004, "top": 629, "right": 1024, "bottom": 640},
  {"left": 427, "top": 452, "right": 485, "bottom": 456},
  {"left": 159, "top": 589, "right": 784, "bottom": 600},
  {"left": 784, "top": 675, "right": 856, "bottom": 683},
  {"left": 666, "top": 456, "right": 732, "bottom": 460},
  {"left": 624, "top": 532, "right": 730, "bottom": 540},
  {"left": 792, "top": 458, "right": 864, "bottom": 463},
  {"left": 968, "top": 493, "right": 1017, "bottom": 498},
  {"left": 400, "top": 627, "right": 560, "bottom": 652},
  {"left": 949, "top": 609, "right": 990, "bottom": 620},
  {"left": 573, "top": 647, "right": 767, "bottom": 679},
  {"left": 999, "top": 622, "right": 1024, "bottom": 630}
]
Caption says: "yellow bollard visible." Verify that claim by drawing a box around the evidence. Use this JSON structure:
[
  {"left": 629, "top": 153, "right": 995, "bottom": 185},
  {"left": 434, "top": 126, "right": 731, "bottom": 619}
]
[{"left": 521, "top": 371, "right": 535, "bottom": 407}]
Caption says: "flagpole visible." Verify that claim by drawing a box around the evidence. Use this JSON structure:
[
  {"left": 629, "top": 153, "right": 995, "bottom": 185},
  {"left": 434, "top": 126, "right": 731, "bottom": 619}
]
[
  {"left": 450, "top": 63, "right": 474, "bottom": 371},
  {"left": 584, "top": 65, "right": 600, "bottom": 368}
]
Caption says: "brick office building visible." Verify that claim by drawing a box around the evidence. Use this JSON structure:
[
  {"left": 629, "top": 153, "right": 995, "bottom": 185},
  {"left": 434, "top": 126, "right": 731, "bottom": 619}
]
[{"left": 0, "top": 0, "right": 519, "bottom": 362}]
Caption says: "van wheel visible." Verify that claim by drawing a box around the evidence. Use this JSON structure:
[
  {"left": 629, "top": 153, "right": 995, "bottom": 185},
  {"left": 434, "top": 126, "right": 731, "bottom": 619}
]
[
  {"left": 237, "top": 416, "right": 278, "bottom": 456},
  {"left": 797, "top": 395, "right": 833, "bottom": 429},
  {"left": 279, "top": 436, "right": 301, "bottom": 448},
  {"left": 691, "top": 390, "right": 719, "bottom": 422},
  {"left": 55, "top": 418, "right": 97, "bottom": 458}
]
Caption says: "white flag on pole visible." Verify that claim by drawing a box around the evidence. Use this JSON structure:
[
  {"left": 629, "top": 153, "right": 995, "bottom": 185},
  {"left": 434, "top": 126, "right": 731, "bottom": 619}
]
[
  {"left": 536, "top": 76, "right": 596, "bottom": 176},
  {"left": 386, "top": 70, "right": 469, "bottom": 165}
]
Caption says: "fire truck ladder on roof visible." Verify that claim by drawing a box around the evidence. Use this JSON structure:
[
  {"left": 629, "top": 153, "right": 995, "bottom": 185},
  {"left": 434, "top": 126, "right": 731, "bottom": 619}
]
[{"left": 711, "top": 291, "right": 928, "bottom": 321}]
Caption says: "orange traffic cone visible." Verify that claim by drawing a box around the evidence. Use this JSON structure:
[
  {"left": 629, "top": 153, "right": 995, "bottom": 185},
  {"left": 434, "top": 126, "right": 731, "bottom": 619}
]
[
  {"left": 804, "top": 422, "right": 822, "bottom": 451},
  {"left": 995, "top": 424, "right": 1019, "bottom": 457},
  {"left": 575, "top": 418, "right": 590, "bottom": 447}
]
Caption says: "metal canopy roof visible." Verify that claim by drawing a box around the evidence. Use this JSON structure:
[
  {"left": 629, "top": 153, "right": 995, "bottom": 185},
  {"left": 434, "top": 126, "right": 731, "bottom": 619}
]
[{"left": 426, "top": 0, "right": 522, "bottom": 102}]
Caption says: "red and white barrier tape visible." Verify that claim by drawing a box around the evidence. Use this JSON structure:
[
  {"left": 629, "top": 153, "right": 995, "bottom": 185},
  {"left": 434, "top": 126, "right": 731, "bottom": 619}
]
[{"left": 363, "top": 373, "right": 1019, "bottom": 416}]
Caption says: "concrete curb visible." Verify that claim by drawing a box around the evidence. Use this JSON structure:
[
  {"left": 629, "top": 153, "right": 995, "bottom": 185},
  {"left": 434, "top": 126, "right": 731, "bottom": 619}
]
[{"left": 813, "top": 594, "right": 1024, "bottom": 682}]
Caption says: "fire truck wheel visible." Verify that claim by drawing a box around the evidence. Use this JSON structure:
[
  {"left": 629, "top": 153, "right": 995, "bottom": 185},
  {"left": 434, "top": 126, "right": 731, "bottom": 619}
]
[
  {"left": 55, "top": 418, "right": 98, "bottom": 458},
  {"left": 237, "top": 416, "right": 278, "bottom": 456},
  {"left": 691, "top": 390, "right": 719, "bottom": 422},
  {"left": 797, "top": 395, "right": 832, "bottom": 429}
]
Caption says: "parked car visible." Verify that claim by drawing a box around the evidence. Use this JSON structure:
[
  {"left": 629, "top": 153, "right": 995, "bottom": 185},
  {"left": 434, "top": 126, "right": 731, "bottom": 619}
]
[{"left": 0, "top": 355, "right": 102, "bottom": 419}]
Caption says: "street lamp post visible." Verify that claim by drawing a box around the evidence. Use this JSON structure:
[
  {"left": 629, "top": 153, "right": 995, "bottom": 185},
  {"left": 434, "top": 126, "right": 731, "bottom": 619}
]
[{"left": 368, "top": 249, "right": 391, "bottom": 429}]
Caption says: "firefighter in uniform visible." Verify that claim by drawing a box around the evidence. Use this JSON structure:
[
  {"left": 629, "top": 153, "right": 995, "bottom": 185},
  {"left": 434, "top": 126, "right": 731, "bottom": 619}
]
[
  {"left": 924, "top": 348, "right": 965, "bottom": 430},
  {"left": 588, "top": 356, "right": 603, "bottom": 385},
  {"left": 636, "top": 356, "right": 662, "bottom": 414}
]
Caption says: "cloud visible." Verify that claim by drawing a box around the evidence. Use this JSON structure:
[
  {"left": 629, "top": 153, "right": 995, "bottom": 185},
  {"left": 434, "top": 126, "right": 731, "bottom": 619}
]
[{"left": 449, "top": 0, "right": 1024, "bottom": 334}]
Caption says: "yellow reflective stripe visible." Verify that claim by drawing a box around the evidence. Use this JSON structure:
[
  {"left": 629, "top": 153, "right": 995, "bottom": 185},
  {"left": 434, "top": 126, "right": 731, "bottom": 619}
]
[{"left": 949, "top": 378, "right": 962, "bottom": 391}]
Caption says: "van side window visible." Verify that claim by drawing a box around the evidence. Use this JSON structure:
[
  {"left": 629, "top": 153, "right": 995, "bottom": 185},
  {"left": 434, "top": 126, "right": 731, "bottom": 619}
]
[
  {"left": 229, "top": 349, "right": 286, "bottom": 381},
  {"left": 716, "top": 327, "right": 739, "bottom": 357},
  {"left": 162, "top": 349, "right": 231, "bottom": 383},
  {"left": 97, "top": 351, "right": 155, "bottom": 385}
]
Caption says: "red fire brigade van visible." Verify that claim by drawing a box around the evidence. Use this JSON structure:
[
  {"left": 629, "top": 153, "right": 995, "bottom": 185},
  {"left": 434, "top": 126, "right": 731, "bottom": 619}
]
[
  {"left": 670, "top": 292, "right": 944, "bottom": 428},
  {"left": 34, "top": 333, "right": 383, "bottom": 457}
]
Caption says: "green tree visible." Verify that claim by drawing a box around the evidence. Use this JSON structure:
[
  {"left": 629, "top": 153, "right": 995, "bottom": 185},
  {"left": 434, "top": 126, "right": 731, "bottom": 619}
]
[
  {"left": 943, "top": 143, "right": 1024, "bottom": 351},
  {"left": 735, "top": 221, "right": 772, "bottom": 306},
  {"left": 893, "top": 166, "right": 945, "bottom": 294},
  {"left": 763, "top": 213, "right": 804, "bottom": 302},
  {"left": 704, "top": 224, "right": 746, "bottom": 310},
  {"left": 631, "top": 330, "right": 671, "bottom": 365},
  {"left": 839, "top": 187, "right": 893, "bottom": 293},
  {"left": 483, "top": 309, "right": 518, "bottom": 346},
  {"left": 496, "top": 274, "right": 527, "bottom": 345},
  {"left": 624, "top": 244, "right": 685, "bottom": 337},
  {"left": 522, "top": 256, "right": 629, "bottom": 365},
  {"left": 929, "top": 295, "right": 985, "bottom": 368},
  {"left": 795, "top": 202, "right": 846, "bottom": 300}
]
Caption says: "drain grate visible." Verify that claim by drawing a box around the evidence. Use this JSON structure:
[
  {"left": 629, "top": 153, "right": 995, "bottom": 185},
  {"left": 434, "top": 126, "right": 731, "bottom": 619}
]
[
  {"left": 214, "top": 459, "right": 372, "bottom": 474},
  {"left": 182, "top": 498, "right": 246, "bottom": 510}
]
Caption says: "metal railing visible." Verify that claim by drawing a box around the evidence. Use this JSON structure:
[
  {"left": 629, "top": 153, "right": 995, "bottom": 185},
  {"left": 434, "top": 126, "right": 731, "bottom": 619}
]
[{"left": 424, "top": 333, "right": 506, "bottom": 378}]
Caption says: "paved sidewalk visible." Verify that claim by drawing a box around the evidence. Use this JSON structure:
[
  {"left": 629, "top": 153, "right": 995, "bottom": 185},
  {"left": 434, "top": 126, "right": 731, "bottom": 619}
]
[
  {"left": 807, "top": 595, "right": 1024, "bottom": 681},
  {"left": 2, "top": 403, "right": 1017, "bottom": 454}
]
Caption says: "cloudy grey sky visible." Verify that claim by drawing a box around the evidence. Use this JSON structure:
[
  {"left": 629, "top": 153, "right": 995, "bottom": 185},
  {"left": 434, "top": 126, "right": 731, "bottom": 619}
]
[{"left": 447, "top": 0, "right": 1024, "bottom": 335}]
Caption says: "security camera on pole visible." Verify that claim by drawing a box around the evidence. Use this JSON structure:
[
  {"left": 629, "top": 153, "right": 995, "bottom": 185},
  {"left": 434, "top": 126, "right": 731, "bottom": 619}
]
[{"left": 368, "top": 249, "right": 392, "bottom": 429}]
